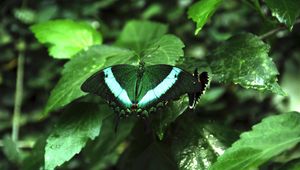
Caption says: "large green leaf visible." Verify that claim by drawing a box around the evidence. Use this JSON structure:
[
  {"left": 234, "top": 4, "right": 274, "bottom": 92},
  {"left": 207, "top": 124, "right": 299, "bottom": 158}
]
[
  {"left": 207, "top": 33, "right": 285, "bottom": 95},
  {"left": 210, "top": 111, "right": 300, "bottom": 170},
  {"left": 187, "top": 0, "right": 223, "bottom": 34},
  {"left": 44, "top": 102, "right": 112, "bottom": 170},
  {"left": 142, "top": 35, "right": 184, "bottom": 65},
  {"left": 116, "top": 20, "right": 168, "bottom": 55},
  {"left": 265, "top": 0, "right": 300, "bottom": 30},
  {"left": 44, "top": 45, "right": 136, "bottom": 114},
  {"left": 31, "top": 19, "right": 102, "bottom": 59}
]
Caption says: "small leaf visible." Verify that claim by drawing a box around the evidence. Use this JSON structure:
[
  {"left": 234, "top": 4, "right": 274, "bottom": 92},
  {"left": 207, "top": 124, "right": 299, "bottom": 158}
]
[
  {"left": 207, "top": 33, "right": 285, "bottom": 95},
  {"left": 188, "top": 0, "right": 223, "bottom": 34},
  {"left": 30, "top": 19, "right": 102, "bottom": 59},
  {"left": 142, "top": 34, "right": 185, "bottom": 65},
  {"left": 44, "top": 102, "right": 112, "bottom": 170},
  {"left": 265, "top": 0, "right": 300, "bottom": 30},
  {"left": 44, "top": 45, "right": 135, "bottom": 114},
  {"left": 116, "top": 20, "right": 168, "bottom": 55},
  {"left": 210, "top": 112, "right": 300, "bottom": 170}
]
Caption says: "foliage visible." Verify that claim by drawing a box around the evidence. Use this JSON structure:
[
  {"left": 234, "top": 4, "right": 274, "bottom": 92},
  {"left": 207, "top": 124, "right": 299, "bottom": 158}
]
[{"left": 1, "top": 0, "right": 300, "bottom": 170}]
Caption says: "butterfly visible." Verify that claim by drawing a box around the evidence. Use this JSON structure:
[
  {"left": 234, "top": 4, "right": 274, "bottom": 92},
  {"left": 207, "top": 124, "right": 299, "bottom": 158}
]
[{"left": 81, "top": 62, "right": 208, "bottom": 118}]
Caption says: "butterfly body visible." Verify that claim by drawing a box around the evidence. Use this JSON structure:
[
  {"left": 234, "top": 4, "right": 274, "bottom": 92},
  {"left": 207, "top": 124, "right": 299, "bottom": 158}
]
[{"left": 81, "top": 63, "right": 208, "bottom": 119}]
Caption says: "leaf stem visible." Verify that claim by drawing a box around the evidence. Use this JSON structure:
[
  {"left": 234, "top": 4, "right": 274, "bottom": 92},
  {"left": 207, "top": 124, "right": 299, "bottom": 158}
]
[
  {"left": 259, "top": 19, "right": 300, "bottom": 39},
  {"left": 259, "top": 26, "right": 285, "bottom": 39},
  {"left": 12, "top": 52, "right": 25, "bottom": 142}
]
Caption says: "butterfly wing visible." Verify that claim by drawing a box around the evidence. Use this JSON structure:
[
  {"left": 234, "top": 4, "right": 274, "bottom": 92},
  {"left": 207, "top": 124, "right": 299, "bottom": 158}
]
[
  {"left": 137, "top": 64, "right": 202, "bottom": 109},
  {"left": 81, "top": 64, "right": 138, "bottom": 109}
]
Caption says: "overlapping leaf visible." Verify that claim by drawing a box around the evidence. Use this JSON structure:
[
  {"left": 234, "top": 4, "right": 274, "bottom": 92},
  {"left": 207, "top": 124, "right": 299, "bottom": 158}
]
[{"left": 207, "top": 33, "right": 285, "bottom": 95}]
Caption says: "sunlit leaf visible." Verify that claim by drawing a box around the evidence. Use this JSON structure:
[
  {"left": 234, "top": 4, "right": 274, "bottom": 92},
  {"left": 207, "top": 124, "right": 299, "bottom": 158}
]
[
  {"left": 142, "top": 35, "right": 184, "bottom": 65},
  {"left": 31, "top": 19, "right": 102, "bottom": 59},
  {"left": 188, "top": 0, "right": 223, "bottom": 34},
  {"left": 207, "top": 33, "right": 285, "bottom": 95},
  {"left": 116, "top": 20, "right": 168, "bottom": 55},
  {"left": 210, "top": 112, "right": 300, "bottom": 170}
]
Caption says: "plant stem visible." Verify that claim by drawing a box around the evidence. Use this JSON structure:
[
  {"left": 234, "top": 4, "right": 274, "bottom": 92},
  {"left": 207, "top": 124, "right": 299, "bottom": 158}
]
[
  {"left": 259, "top": 26, "right": 285, "bottom": 39},
  {"left": 259, "top": 19, "right": 300, "bottom": 39},
  {"left": 12, "top": 52, "right": 25, "bottom": 142}
]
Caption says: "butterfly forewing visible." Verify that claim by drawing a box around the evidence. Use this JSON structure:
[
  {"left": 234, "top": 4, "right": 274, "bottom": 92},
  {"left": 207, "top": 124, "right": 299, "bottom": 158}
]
[
  {"left": 81, "top": 65, "right": 137, "bottom": 109},
  {"left": 137, "top": 65, "right": 201, "bottom": 108}
]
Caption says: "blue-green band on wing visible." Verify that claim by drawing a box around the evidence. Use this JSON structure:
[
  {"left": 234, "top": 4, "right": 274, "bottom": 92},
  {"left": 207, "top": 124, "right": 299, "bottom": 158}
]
[
  {"left": 138, "top": 67, "right": 181, "bottom": 107},
  {"left": 103, "top": 67, "right": 132, "bottom": 108}
]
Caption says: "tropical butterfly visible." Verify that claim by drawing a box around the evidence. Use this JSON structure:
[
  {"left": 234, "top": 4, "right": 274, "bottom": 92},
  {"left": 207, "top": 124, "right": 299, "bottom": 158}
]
[{"left": 81, "top": 63, "right": 208, "bottom": 120}]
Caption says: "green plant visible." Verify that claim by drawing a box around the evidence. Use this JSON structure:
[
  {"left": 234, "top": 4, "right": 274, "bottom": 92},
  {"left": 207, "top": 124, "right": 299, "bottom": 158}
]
[{"left": 1, "top": 0, "right": 300, "bottom": 169}]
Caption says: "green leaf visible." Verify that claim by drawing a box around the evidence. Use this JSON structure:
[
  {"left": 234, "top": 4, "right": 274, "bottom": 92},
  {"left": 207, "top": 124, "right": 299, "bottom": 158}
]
[
  {"left": 30, "top": 19, "right": 102, "bottom": 59},
  {"left": 44, "top": 45, "right": 135, "bottom": 114},
  {"left": 207, "top": 33, "right": 285, "bottom": 95},
  {"left": 188, "top": 0, "right": 223, "bottom": 34},
  {"left": 142, "top": 35, "right": 185, "bottom": 65},
  {"left": 170, "top": 114, "right": 237, "bottom": 170},
  {"left": 116, "top": 20, "right": 168, "bottom": 55},
  {"left": 210, "top": 111, "right": 300, "bottom": 170},
  {"left": 44, "top": 102, "right": 112, "bottom": 170},
  {"left": 265, "top": 0, "right": 300, "bottom": 30},
  {"left": 2, "top": 136, "right": 24, "bottom": 164},
  {"left": 82, "top": 115, "right": 136, "bottom": 170}
]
